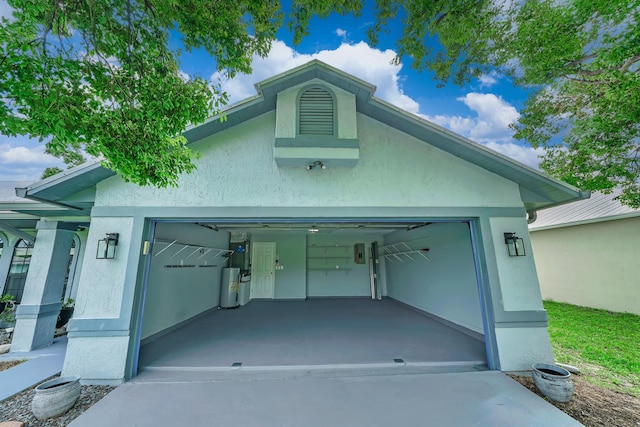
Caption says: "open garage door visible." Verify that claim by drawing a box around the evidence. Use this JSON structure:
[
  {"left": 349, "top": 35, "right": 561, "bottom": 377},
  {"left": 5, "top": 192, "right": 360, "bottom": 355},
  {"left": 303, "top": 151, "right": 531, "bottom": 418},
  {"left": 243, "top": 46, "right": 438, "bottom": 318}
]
[{"left": 135, "top": 219, "right": 490, "bottom": 375}]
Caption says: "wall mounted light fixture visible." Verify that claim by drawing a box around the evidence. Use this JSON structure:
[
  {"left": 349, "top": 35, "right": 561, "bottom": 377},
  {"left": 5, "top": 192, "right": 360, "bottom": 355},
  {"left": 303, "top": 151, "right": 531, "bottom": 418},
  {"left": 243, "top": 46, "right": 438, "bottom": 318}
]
[
  {"left": 307, "top": 160, "right": 326, "bottom": 170},
  {"left": 96, "top": 233, "right": 119, "bottom": 259},
  {"left": 308, "top": 225, "right": 319, "bottom": 233},
  {"left": 504, "top": 232, "right": 526, "bottom": 256}
]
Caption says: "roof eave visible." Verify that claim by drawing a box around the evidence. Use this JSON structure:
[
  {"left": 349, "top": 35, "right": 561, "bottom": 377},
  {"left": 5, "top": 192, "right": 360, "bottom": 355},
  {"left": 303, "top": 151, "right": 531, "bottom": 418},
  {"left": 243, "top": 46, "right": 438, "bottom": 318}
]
[
  {"left": 255, "top": 59, "right": 376, "bottom": 96},
  {"left": 17, "top": 161, "right": 114, "bottom": 210},
  {"left": 523, "top": 190, "right": 591, "bottom": 212}
]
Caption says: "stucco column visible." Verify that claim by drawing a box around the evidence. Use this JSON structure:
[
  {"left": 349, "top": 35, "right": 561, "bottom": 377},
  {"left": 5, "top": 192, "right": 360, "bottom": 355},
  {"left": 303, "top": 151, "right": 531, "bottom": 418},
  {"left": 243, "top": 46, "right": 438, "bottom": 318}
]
[
  {"left": 65, "top": 230, "right": 88, "bottom": 301},
  {"left": 479, "top": 216, "right": 555, "bottom": 371},
  {"left": 11, "top": 221, "right": 76, "bottom": 351},
  {"left": 63, "top": 216, "right": 144, "bottom": 385},
  {"left": 0, "top": 232, "right": 15, "bottom": 294}
]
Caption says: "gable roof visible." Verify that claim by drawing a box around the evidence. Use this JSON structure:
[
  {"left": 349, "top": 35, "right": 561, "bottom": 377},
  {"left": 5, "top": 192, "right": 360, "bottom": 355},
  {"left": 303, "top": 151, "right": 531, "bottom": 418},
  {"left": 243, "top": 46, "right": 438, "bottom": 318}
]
[
  {"left": 529, "top": 190, "right": 640, "bottom": 231},
  {"left": 14, "top": 60, "right": 588, "bottom": 212}
]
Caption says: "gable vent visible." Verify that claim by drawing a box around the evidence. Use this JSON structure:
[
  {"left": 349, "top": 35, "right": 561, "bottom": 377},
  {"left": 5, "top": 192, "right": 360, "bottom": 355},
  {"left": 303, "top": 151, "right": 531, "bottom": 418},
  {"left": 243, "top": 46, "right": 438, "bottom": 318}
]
[{"left": 299, "top": 87, "right": 334, "bottom": 135}]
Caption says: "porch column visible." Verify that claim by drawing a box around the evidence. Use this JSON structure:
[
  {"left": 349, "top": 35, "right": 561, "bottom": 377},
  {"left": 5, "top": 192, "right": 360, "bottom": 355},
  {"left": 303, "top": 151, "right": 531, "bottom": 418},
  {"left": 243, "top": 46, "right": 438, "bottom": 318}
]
[
  {"left": 11, "top": 221, "right": 76, "bottom": 351},
  {"left": 0, "top": 232, "right": 14, "bottom": 294},
  {"left": 65, "top": 230, "right": 88, "bottom": 301}
]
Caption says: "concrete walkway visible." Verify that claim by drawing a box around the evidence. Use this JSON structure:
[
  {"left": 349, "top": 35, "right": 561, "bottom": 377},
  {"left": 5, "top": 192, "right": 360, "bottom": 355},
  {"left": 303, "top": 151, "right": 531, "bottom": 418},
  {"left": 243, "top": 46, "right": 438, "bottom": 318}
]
[
  {"left": 0, "top": 337, "right": 67, "bottom": 401},
  {"left": 69, "top": 370, "right": 583, "bottom": 427}
]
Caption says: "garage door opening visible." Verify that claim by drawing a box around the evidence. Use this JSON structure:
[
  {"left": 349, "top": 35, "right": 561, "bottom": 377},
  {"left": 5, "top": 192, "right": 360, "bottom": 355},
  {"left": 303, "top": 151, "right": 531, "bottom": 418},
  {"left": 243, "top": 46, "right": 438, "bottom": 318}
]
[{"left": 136, "top": 219, "right": 489, "bottom": 374}]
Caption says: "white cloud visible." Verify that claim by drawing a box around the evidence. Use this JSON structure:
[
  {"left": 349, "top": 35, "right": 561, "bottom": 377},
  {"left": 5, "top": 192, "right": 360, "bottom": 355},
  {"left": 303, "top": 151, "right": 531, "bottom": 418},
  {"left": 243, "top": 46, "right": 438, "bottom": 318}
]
[
  {"left": 0, "top": 141, "right": 64, "bottom": 180},
  {"left": 460, "top": 93, "right": 520, "bottom": 141},
  {"left": 484, "top": 142, "right": 544, "bottom": 169},
  {"left": 423, "top": 92, "right": 542, "bottom": 168},
  {"left": 478, "top": 74, "right": 498, "bottom": 88},
  {"left": 335, "top": 28, "right": 347, "bottom": 38},
  {"left": 178, "top": 70, "right": 190, "bottom": 82},
  {"left": 212, "top": 41, "right": 420, "bottom": 113},
  {"left": 0, "top": 143, "right": 57, "bottom": 165},
  {"left": 425, "top": 115, "right": 543, "bottom": 168},
  {"left": 426, "top": 114, "right": 476, "bottom": 136},
  {"left": 425, "top": 92, "right": 519, "bottom": 143}
]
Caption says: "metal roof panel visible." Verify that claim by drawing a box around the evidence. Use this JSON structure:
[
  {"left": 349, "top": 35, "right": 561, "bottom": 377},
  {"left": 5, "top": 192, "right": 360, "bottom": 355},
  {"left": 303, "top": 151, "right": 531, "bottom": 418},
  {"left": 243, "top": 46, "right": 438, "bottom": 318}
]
[{"left": 529, "top": 190, "right": 639, "bottom": 230}]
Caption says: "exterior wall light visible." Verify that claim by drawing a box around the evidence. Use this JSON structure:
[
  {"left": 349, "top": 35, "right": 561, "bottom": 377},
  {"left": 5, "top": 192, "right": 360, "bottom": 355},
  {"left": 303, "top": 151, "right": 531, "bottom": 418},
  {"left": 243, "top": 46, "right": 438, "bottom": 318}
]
[
  {"left": 504, "top": 232, "right": 526, "bottom": 256},
  {"left": 308, "top": 225, "right": 319, "bottom": 233},
  {"left": 96, "top": 233, "right": 119, "bottom": 259}
]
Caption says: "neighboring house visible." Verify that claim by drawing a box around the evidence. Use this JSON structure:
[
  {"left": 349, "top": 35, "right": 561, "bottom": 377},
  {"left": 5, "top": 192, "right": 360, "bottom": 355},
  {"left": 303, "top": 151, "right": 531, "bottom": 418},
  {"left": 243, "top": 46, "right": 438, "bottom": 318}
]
[
  {"left": 0, "top": 181, "right": 35, "bottom": 302},
  {"left": 529, "top": 190, "right": 640, "bottom": 315},
  {"left": 0, "top": 60, "right": 588, "bottom": 385},
  {"left": 0, "top": 181, "right": 85, "bottom": 305}
]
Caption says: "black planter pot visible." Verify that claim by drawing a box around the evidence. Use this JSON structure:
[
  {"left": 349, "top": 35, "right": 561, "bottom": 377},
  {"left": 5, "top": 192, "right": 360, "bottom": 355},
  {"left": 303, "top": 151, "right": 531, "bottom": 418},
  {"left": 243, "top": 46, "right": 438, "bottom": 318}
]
[
  {"left": 0, "top": 302, "right": 5, "bottom": 313},
  {"left": 56, "top": 308, "right": 74, "bottom": 329}
]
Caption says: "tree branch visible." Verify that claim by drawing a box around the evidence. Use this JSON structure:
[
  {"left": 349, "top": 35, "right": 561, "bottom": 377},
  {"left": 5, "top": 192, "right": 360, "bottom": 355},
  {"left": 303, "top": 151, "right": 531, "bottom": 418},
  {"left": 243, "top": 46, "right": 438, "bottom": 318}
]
[
  {"left": 565, "top": 53, "right": 597, "bottom": 67},
  {"left": 565, "top": 75, "right": 608, "bottom": 85},
  {"left": 620, "top": 54, "right": 640, "bottom": 73}
]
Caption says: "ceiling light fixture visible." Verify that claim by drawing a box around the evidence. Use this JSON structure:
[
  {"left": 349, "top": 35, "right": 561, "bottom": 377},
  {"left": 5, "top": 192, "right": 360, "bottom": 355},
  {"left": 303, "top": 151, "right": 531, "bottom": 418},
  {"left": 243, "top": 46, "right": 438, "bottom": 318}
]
[{"left": 307, "top": 160, "right": 326, "bottom": 170}]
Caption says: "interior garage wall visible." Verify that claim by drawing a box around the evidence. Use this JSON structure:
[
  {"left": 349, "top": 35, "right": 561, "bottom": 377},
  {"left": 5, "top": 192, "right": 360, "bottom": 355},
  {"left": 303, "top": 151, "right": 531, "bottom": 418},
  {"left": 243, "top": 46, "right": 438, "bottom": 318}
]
[
  {"left": 251, "top": 233, "right": 307, "bottom": 299},
  {"left": 141, "top": 223, "right": 230, "bottom": 339},
  {"left": 384, "top": 222, "right": 483, "bottom": 334},
  {"left": 306, "top": 233, "right": 383, "bottom": 297}
]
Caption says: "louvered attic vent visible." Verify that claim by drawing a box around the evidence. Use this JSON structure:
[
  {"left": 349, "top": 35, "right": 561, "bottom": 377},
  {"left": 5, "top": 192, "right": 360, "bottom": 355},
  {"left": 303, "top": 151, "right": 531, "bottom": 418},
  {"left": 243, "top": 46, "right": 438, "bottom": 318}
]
[
  {"left": 274, "top": 83, "right": 359, "bottom": 168},
  {"left": 299, "top": 87, "right": 334, "bottom": 135}
]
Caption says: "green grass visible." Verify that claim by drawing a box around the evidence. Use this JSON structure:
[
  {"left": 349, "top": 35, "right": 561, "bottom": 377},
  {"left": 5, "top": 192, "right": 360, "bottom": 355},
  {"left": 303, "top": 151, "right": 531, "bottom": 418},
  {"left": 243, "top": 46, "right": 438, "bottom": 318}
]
[{"left": 544, "top": 300, "right": 640, "bottom": 396}]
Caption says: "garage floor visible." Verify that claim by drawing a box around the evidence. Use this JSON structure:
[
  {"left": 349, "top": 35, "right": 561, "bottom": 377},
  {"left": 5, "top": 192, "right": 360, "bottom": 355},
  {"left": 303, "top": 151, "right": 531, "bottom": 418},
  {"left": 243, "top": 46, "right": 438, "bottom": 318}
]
[{"left": 138, "top": 298, "right": 487, "bottom": 370}]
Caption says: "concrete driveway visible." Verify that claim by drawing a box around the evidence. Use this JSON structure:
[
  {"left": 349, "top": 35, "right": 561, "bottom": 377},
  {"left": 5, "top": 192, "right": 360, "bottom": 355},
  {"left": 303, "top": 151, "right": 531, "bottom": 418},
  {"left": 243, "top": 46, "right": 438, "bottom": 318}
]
[{"left": 69, "top": 369, "right": 582, "bottom": 426}]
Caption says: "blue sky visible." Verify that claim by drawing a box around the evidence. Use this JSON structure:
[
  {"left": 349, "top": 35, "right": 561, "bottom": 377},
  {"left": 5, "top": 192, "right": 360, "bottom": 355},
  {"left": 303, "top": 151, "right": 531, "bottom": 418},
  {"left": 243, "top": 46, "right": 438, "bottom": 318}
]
[{"left": 0, "top": 1, "right": 544, "bottom": 181}]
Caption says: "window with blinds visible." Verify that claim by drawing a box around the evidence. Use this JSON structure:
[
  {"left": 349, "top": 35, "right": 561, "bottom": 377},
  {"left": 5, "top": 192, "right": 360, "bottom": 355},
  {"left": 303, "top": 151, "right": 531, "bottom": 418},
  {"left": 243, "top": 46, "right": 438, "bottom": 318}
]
[{"left": 298, "top": 87, "right": 335, "bottom": 135}]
